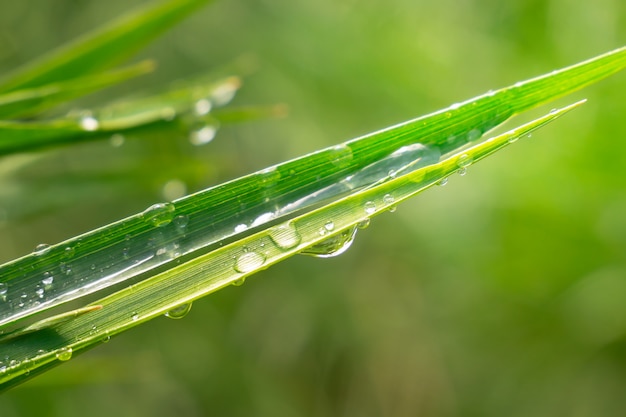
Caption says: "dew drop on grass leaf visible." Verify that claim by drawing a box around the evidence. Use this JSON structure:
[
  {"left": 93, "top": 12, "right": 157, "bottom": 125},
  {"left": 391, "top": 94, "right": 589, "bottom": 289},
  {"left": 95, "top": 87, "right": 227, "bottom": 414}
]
[
  {"left": 300, "top": 226, "right": 359, "bottom": 258},
  {"left": 165, "top": 302, "right": 192, "bottom": 320},
  {"left": 142, "top": 203, "right": 175, "bottom": 227},
  {"left": 364, "top": 201, "right": 376, "bottom": 214},
  {"left": 437, "top": 178, "right": 448, "bottom": 186},
  {"left": 234, "top": 251, "right": 266, "bottom": 273},
  {"left": 231, "top": 277, "right": 246, "bottom": 286},
  {"left": 357, "top": 218, "right": 371, "bottom": 229},
  {"left": 34, "top": 243, "right": 51, "bottom": 256},
  {"left": 55, "top": 347, "right": 72, "bottom": 362},
  {"left": 269, "top": 222, "right": 301, "bottom": 250},
  {"left": 457, "top": 154, "right": 473, "bottom": 168}
]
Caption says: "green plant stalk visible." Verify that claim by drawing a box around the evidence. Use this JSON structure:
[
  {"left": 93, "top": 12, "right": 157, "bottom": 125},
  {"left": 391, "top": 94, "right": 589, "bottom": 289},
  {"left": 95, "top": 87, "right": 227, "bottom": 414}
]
[{"left": 0, "top": 101, "right": 583, "bottom": 391}]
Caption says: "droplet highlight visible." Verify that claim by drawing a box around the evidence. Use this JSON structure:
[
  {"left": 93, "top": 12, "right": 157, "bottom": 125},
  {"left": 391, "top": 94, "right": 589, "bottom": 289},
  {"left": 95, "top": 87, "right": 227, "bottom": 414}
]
[{"left": 234, "top": 251, "right": 266, "bottom": 273}]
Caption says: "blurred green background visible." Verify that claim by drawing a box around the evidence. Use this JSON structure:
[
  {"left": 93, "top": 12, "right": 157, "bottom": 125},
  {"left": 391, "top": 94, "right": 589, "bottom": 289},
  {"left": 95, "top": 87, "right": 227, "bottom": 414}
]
[{"left": 1, "top": 0, "right": 626, "bottom": 416}]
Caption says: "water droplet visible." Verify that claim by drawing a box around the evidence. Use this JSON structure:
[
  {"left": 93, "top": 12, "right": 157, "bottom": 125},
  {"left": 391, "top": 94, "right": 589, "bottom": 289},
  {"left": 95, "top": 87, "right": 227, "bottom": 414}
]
[
  {"left": 131, "top": 312, "right": 139, "bottom": 321},
  {"left": 190, "top": 125, "right": 218, "bottom": 146},
  {"left": 165, "top": 302, "right": 192, "bottom": 319},
  {"left": 80, "top": 115, "right": 99, "bottom": 131},
  {"left": 357, "top": 218, "right": 371, "bottom": 229},
  {"left": 508, "top": 135, "right": 519, "bottom": 144},
  {"left": 142, "top": 203, "right": 175, "bottom": 227},
  {"left": 324, "top": 221, "right": 335, "bottom": 232},
  {"left": 102, "top": 331, "right": 111, "bottom": 343},
  {"left": 258, "top": 167, "right": 281, "bottom": 188},
  {"left": 328, "top": 144, "right": 353, "bottom": 168},
  {"left": 383, "top": 194, "right": 395, "bottom": 206},
  {"left": 231, "top": 277, "right": 246, "bottom": 287},
  {"left": 34, "top": 243, "right": 51, "bottom": 256},
  {"left": 55, "top": 347, "right": 72, "bottom": 361},
  {"left": 364, "top": 201, "right": 376, "bottom": 215},
  {"left": 437, "top": 178, "right": 448, "bottom": 186},
  {"left": 300, "top": 226, "right": 358, "bottom": 258},
  {"left": 194, "top": 99, "right": 212, "bottom": 116},
  {"left": 457, "top": 154, "right": 473, "bottom": 168},
  {"left": 110, "top": 134, "right": 125, "bottom": 147},
  {"left": 63, "top": 246, "right": 76, "bottom": 258},
  {"left": 269, "top": 222, "right": 302, "bottom": 250},
  {"left": 526, "top": 133, "right": 532, "bottom": 139},
  {"left": 234, "top": 251, "right": 266, "bottom": 273},
  {"left": 35, "top": 285, "right": 44, "bottom": 299},
  {"left": 458, "top": 167, "right": 467, "bottom": 176}
]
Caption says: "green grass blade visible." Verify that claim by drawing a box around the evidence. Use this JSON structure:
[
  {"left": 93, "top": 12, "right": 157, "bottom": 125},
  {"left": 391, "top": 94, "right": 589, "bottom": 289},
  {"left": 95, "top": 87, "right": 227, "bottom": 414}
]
[
  {"left": 0, "top": 101, "right": 583, "bottom": 391},
  {"left": 0, "top": 76, "right": 239, "bottom": 155},
  {"left": 0, "top": 61, "right": 155, "bottom": 119},
  {"left": 0, "top": 48, "right": 623, "bottom": 328},
  {"left": 0, "top": 0, "right": 211, "bottom": 93}
]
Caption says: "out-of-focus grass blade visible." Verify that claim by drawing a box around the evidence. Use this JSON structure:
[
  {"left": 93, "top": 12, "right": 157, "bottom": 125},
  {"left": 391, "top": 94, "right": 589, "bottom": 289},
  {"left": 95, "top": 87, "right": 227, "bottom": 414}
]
[
  {"left": 0, "top": 0, "right": 211, "bottom": 93},
  {"left": 0, "top": 76, "right": 240, "bottom": 155},
  {"left": 0, "top": 61, "right": 155, "bottom": 119},
  {"left": 0, "top": 47, "right": 623, "bottom": 331},
  {"left": 0, "top": 101, "right": 584, "bottom": 391}
]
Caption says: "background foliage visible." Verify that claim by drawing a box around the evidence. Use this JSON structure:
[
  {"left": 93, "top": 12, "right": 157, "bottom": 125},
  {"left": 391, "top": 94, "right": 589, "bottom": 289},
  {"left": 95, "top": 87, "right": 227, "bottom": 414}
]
[{"left": 1, "top": 0, "right": 625, "bottom": 416}]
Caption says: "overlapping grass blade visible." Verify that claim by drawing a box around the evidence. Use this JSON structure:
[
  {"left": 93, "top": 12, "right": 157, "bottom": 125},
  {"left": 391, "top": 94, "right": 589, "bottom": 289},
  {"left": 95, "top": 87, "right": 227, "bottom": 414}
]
[
  {"left": 0, "top": 0, "right": 211, "bottom": 93},
  {"left": 0, "top": 61, "right": 155, "bottom": 119},
  {"left": 0, "top": 47, "right": 623, "bottom": 329},
  {"left": 0, "top": 76, "right": 240, "bottom": 155},
  {"left": 0, "top": 46, "right": 624, "bottom": 390},
  {"left": 0, "top": 101, "right": 583, "bottom": 391}
]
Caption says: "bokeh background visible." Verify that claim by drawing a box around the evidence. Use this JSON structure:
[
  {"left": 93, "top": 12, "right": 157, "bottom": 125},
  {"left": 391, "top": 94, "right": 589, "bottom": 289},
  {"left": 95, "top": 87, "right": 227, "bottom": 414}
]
[{"left": 1, "top": 0, "right": 626, "bottom": 416}]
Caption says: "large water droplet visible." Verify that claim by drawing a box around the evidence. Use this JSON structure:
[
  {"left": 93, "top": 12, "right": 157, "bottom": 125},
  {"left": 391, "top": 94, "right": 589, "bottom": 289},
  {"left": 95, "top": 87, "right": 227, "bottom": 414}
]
[
  {"left": 364, "top": 201, "right": 376, "bottom": 215},
  {"left": 234, "top": 251, "right": 266, "bottom": 273},
  {"left": 55, "top": 347, "right": 73, "bottom": 361},
  {"left": 142, "top": 203, "right": 175, "bottom": 227},
  {"left": 300, "top": 226, "right": 358, "bottom": 258},
  {"left": 165, "top": 302, "right": 192, "bottom": 320},
  {"left": 42, "top": 272, "right": 54, "bottom": 288},
  {"left": 269, "top": 222, "right": 302, "bottom": 250}
]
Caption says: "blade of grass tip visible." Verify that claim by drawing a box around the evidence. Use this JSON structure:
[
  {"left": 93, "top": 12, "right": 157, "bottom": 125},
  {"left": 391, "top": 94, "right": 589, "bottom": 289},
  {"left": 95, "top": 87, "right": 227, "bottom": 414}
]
[
  {"left": 0, "top": 101, "right": 584, "bottom": 392},
  {"left": 0, "top": 48, "right": 623, "bottom": 331},
  {"left": 0, "top": 60, "right": 155, "bottom": 119},
  {"left": 0, "top": 0, "right": 212, "bottom": 93}
]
